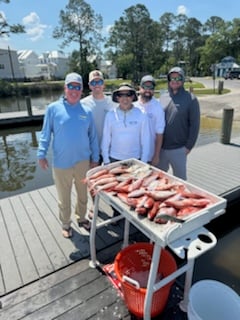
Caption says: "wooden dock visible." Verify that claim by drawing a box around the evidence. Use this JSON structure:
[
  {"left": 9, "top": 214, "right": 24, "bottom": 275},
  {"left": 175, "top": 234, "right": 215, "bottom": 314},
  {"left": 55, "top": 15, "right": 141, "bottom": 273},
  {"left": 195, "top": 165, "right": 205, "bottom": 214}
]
[
  {"left": 0, "top": 137, "right": 240, "bottom": 319},
  {"left": 0, "top": 110, "right": 44, "bottom": 128}
]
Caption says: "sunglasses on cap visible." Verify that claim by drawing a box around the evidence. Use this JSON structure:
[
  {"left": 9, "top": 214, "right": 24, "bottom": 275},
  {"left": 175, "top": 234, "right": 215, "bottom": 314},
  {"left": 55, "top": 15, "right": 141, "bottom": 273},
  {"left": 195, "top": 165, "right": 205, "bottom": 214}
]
[
  {"left": 141, "top": 83, "right": 155, "bottom": 90},
  {"left": 90, "top": 79, "right": 104, "bottom": 86},
  {"left": 67, "top": 83, "right": 82, "bottom": 91},
  {"left": 117, "top": 92, "right": 133, "bottom": 97},
  {"left": 169, "top": 76, "right": 183, "bottom": 82}
]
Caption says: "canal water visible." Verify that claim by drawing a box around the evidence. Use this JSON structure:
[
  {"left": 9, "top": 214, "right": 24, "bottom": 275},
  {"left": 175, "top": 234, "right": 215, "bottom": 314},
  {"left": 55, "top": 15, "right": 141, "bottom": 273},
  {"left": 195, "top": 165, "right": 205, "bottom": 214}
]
[
  {"left": 1, "top": 117, "right": 240, "bottom": 199},
  {"left": 0, "top": 92, "right": 63, "bottom": 113}
]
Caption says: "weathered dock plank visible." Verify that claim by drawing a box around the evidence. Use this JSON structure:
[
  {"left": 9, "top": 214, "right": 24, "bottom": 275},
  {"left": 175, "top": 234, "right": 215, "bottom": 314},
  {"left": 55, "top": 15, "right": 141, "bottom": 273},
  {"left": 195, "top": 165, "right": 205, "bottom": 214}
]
[
  {"left": 0, "top": 185, "right": 139, "bottom": 297},
  {"left": 0, "top": 198, "right": 24, "bottom": 295},
  {"left": 188, "top": 138, "right": 240, "bottom": 199},
  {"left": 0, "top": 257, "right": 132, "bottom": 320}
]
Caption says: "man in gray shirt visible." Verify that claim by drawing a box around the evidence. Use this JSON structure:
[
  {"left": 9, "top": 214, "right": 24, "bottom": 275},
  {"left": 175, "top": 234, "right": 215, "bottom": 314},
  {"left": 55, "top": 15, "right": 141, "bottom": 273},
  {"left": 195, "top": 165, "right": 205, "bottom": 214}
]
[
  {"left": 81, "top": 70, "right": 116, "bottom": 219},
  {"left": 81, "top": 70, "right": 116, "bottom": 152},
  {"left": 159, "top": 67, "right": 200, "bottom": 180}
]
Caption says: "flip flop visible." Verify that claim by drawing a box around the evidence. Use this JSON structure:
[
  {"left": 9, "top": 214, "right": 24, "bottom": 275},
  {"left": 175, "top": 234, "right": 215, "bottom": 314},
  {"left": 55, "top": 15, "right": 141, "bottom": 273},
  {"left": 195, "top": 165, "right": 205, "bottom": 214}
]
[
  {"left": 78, "top": 219, "right": 91, "bottom": 232},
  {"left": 62, "top": 227, "right": 73, "bottom": 238},
  {"left": 88, "top": 210, "right": 94, "bottom": 220}
]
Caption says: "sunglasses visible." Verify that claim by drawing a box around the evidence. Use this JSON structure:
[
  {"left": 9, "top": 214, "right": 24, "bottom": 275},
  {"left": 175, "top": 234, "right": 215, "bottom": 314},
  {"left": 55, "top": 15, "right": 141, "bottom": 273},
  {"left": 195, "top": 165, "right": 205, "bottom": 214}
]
[
  {"left": 169, "top": 76, "right": 183, "bottom": 82},
  {"left": 141, "top": 84, "right": 155, "bottom": 90},
  {"left": 90, "top": 79, "right": 104, "bottom": 86},
  {"left": 117, "top": 92, "right": 133, "bottom": 98},
  {"left": 67, "top": 83, "right": 82, "bottom": 91}
]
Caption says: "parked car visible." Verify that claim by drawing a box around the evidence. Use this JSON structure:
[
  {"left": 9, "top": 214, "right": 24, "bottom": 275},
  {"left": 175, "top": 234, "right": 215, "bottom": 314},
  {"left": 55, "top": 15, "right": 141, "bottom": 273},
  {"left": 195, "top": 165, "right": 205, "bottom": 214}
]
[
  {"left": 158, "top": 74, "right": 167, "bottom": 79},
  {"left": 224, "top": 71, "right": 240, "bottom": 80}
]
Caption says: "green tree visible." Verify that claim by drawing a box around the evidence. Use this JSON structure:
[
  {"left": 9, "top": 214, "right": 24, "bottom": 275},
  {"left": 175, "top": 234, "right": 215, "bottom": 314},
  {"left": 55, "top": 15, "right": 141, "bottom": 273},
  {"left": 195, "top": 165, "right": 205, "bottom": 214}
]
[
  {"left": 228, "top": 18, "right": 240, "bottom": 60},
  {"left": 159, "top": 12, "right": 175, "bottom": 73},
  {"left": 0, "top": 0, "right": 25, "bottom": 37},
  {"left": 53, "top": 0, "right": 104, "bottom": 82},
  {"left": 198, "top": 19, "right": 238, "bottom": 75},
  {"left": 183, "top": 17, "right": 204, "bottom": 75},
  {"left": 171, "top": 14, "right": 188, "bottom": 65},
  {"left": 203, "top": 16, "right": 225, "bottom": 34},
  {"left": 105, "top": 4, "right": 163, "bottom": 83}
]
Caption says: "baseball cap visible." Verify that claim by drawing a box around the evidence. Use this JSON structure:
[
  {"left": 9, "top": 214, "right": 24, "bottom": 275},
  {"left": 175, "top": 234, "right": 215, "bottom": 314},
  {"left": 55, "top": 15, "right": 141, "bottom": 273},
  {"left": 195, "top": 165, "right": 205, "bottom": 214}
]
[
  {"left": 65, "top": 72, "right": 82, "bottom": 85},
  {"left": 140, "top": 75, "right": 156, "bottom": 87},
  {"left": 168, "top": 67, "right": 185, "bottom": 81},
  {"left": 89, "top": 70, "right": 104, "bottom": 82}
]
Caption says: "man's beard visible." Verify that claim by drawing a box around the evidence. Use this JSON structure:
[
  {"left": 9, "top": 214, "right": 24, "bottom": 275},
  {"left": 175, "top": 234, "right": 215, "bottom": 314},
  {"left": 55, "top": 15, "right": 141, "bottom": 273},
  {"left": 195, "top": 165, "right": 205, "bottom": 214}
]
[{"left": 140, "top": 92, "right": 153, "bottom": 102}]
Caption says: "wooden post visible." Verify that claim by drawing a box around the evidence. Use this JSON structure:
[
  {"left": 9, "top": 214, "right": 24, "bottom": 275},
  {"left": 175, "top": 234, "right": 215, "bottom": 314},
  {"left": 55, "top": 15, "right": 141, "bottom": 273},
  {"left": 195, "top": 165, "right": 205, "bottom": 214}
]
[
  {"left": 218, "top": 80, "right": 224, "bottom": 94},
  {"left": 220, "top": 108, "right": 234, "bottom": 144},
  {"left": 25, "top": 96, "right": 33, "bottom": 117}
]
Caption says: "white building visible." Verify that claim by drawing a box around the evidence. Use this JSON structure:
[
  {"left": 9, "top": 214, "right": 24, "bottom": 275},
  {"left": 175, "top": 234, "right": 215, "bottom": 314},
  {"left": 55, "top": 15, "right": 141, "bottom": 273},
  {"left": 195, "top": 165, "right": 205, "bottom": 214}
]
[
  {"left": 0, "top": 48, "right": 23, "bottom": 80},
  {"left": 99, "top": 59, "right": 117, "bottom": 79},
  {"left": 0, "top": 47, "right": 114, "bottom": 81},
  {"left": 38, "top": 50, "right": 69, "bottom": 80},
  {"left": 17, "top": 50, "right": 69, "bottom": 80},
  {"left": 216, "top": 56, "right": 240, "bottom": 77},
  {"left": 18, "top": 50, "right": 40, "bottom": 80}
]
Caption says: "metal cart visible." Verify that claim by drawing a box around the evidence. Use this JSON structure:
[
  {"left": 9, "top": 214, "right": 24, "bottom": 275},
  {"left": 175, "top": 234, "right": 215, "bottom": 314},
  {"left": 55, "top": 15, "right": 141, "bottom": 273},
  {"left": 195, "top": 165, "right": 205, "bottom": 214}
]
[{"left": 88, "top": 160, "right": 226, "bottom": 320}]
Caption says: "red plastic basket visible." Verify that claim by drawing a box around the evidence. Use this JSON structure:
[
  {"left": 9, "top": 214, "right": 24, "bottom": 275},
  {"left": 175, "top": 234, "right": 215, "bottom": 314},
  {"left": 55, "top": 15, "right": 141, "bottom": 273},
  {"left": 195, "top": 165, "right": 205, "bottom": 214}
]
[{"left": 114, "top": 242, "right": 177, "bottom": 318}]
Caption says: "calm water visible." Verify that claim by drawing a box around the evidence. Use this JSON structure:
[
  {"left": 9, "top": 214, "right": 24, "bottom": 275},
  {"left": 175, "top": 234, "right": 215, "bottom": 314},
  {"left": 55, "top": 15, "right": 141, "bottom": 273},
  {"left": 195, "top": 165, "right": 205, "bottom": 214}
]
[
  {"left": 0, "top": 92, "right": 63, "bottom": 113},
  {"left": 0, "top": 118, "right": 240, "bottom": 199},
  {"left": 0, "top": 126, "right": 53, "bottom": 199}
]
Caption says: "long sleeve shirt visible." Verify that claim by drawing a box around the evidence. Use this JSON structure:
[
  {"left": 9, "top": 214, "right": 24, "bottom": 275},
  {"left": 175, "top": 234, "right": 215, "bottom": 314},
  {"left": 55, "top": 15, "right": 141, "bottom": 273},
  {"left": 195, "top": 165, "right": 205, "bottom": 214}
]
[
  {"left": 159, "top": 87, "right": 200, "bottom": 150},
  {"left": 101, "top": 106, "right": 151, "bottom": 164},
  {"left": 134, "top": 97, "right": 165, "bottom": 160},
  {"left": 81, "top": 94, "right": 116, "bottom": 146},
  {"left": 37, "top": 97, "right": 99, "bottom": 169}
]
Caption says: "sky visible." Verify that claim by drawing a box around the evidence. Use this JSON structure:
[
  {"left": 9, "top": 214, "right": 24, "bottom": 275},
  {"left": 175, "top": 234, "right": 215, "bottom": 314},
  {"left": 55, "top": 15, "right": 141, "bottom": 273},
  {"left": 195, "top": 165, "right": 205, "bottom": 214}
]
[{"left": 0, "top": 0, "right": 239, "bottom": 56}]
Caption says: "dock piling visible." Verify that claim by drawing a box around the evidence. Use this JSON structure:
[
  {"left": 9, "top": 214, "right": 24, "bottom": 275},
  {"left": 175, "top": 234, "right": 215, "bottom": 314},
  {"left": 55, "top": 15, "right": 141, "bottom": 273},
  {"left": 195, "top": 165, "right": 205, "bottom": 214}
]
[
  {"left": 220, "top": 108, "right": 234, "bottom": 144},
  {"left": 25, "top": 95, "right": 33, "bottom": 117}
]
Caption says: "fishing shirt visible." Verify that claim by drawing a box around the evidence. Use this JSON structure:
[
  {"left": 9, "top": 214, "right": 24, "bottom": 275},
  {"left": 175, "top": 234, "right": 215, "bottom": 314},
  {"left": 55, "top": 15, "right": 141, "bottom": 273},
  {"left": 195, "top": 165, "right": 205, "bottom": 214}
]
[
  {"left": 134, "top": 96, "right": 165, "bottom": 160},
  {"left": 37, "top": 96, "right": 99, "bottom": 169},
  {"left": 101, "top": 106, "right": 151, "bottom": 164}
]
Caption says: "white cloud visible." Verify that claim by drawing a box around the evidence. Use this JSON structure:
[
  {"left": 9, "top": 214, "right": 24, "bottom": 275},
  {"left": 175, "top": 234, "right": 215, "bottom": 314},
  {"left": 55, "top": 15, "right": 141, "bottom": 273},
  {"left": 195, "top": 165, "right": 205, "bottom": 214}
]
[
  {"left": 177, "top": 5, "right": 188, "bottom": 16},
  {"left": 22, "top": 12, "right": 48, "bottom": 42},
  {"left": 105, "top": 25, "right": 113, "bottom": 33}
]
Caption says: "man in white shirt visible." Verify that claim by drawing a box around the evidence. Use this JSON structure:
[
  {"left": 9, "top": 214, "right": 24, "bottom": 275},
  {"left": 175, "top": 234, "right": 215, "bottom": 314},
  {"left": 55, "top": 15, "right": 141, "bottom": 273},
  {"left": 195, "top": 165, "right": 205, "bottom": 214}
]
[
  {"left": 134, "top": 75, "right": 165, "bottom": 166},
  {"left": 101, "top": 83, "right": 151, "bottom": 164}
]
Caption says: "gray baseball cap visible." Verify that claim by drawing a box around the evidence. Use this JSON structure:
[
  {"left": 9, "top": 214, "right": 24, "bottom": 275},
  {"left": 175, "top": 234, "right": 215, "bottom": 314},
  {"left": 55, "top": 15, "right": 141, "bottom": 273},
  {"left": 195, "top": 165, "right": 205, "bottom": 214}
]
[
  {"left": 168, "top": 67, "right": 185, "bottom": 81},
  {"left": 140, "top": 75, "right": 156, "bottom": 87},
  {"left": 65, "top": 72, "right": 82, "bottom": 85}
]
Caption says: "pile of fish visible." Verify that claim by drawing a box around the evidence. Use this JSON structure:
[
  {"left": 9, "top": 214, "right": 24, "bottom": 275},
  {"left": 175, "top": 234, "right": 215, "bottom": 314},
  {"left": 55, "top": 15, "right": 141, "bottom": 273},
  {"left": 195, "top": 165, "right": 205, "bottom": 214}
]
[{"left": 85, "top": 162, "right": 212, "bottom": 224}]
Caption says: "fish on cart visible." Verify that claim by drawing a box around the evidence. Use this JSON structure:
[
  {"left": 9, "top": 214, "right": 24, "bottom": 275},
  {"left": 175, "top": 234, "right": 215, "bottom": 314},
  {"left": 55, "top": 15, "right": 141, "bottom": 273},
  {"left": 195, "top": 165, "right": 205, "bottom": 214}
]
[
  {"left": 85, "top": 160, "right": 216, "bottom": 225},
  {"left": 154, "top": 206, "right": 178, "bottom": 224}
]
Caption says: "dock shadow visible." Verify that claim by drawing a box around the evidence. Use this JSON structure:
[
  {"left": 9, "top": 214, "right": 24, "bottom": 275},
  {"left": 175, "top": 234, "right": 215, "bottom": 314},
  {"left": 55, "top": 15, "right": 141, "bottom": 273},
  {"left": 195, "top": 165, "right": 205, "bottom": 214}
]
[
  {"left": 228, "top": 142, "right": 240, "bottom": 147},
  {"left": 68, "top": 228, "right": 91, "bottom": 261}
]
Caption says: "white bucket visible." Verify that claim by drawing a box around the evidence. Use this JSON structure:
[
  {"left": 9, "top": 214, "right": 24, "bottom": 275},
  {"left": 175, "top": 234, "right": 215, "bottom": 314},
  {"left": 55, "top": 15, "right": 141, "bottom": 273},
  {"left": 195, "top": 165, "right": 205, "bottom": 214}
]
[{"left": 188, "top": 280, "right": 240, "bottom": 320}]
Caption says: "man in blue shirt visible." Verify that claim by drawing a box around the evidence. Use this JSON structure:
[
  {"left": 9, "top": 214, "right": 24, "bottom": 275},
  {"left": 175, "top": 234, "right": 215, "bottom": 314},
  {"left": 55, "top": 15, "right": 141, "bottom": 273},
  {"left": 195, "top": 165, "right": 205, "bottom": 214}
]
[{"left": 37, "top": 72, "right": 99, "bottom": 237}]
